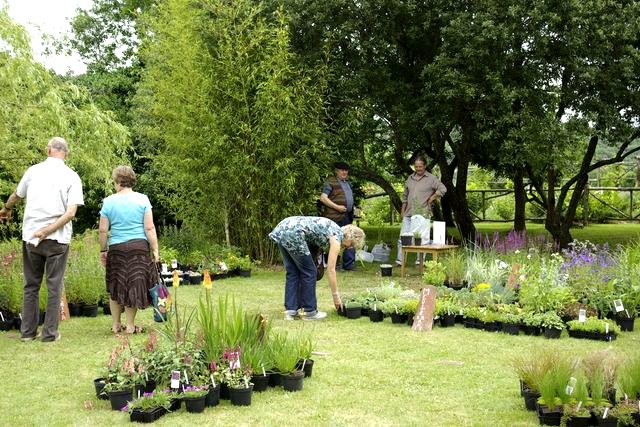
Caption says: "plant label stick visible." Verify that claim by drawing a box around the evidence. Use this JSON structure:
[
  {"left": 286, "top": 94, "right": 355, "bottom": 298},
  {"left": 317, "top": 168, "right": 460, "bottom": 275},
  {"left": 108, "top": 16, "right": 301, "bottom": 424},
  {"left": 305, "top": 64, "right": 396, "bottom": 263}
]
[
  {"left": 603, "top": 407, "right": 608, "bottom": 418},
  {"left": 0, "top": 312, "right": 4, "bottom": 322},
  {"left": 210, "top": 375, "right": 216, "bottom": 387},
  {"left": 613, "top": 299, "right": 624, "bottom": 312},
  {"left": 301, "top": 359, "right": 307, "bottom": 370},
  {"left": 184, "top": 370, "right": 189, "bottom": 384},
  {"left": 576, "top": 401, "right": 582, "bottom": 411},
  {"left": 138, "top": 390, "right": 141, "bottom": 398},
  {"left": 261, "top": 364, "right": 266, "bottom": 377},
  {"left": 171, "top": 370, "right": 180, "bottom": 389},
  {"left": 605, "top": 323, "right": 609, "bottom": 334},
  {"left": 578, "top": 309, "right": 586, "bottom": 322}
]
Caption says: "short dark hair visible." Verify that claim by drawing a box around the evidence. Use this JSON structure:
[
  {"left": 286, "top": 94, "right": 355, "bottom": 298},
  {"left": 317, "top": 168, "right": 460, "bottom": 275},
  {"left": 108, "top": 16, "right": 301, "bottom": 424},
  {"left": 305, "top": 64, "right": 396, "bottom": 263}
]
[
  {"left": 112, "top": 165, "right": 137, "bottom": 188},
  {"left": 333, "top": 161, "right": 350, "bottom": 171}
]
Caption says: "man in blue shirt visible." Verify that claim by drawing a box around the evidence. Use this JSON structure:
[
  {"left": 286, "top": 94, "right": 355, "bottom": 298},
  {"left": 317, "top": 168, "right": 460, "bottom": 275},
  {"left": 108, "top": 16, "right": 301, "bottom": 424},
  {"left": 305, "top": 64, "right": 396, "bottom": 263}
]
[{"left": 319, "top": 162, "right": 356, "bottom": 270}]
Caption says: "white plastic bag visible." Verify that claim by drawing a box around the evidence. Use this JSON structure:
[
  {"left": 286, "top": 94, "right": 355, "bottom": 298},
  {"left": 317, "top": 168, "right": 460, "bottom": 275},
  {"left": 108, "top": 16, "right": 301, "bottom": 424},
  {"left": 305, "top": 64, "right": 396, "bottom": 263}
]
[
  {"left": 356, "top": 250, "right": 374, "bottom": 263},
  {"left": 410, "top": 215, "right": 431, "bottom": 244},
  {"left": 371, "top": 243, "right": 391, "bottom": 262}
]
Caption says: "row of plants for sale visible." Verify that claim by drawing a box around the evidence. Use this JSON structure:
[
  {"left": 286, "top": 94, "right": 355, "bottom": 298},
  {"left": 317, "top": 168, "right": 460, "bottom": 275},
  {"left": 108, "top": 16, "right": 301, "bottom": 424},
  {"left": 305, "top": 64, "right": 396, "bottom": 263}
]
[
  {"left": 0, "top": 231, "right": 257, "bottom": 330},
  {"left": 95, "top": 282, "right": 315, "bottom": 422},
  {"left": 436, "top": 237, "right": 640, "bottom": 324},
  {"left": 340, "top": 239, "right": 640, "bottom": 340},
  {"left": 511, "top": 348, "right": 640, "bottom": 426}
]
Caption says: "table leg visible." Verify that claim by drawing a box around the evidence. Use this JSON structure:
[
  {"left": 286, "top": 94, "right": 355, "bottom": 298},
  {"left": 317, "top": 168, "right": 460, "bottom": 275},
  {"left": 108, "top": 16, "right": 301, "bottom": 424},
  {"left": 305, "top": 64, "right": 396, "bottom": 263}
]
[
  {"left": 418, "top": 252, "right": 424, "bottom": 274},
  {"left": 401, "top": 249, "right": 407, "bottom": 278}
]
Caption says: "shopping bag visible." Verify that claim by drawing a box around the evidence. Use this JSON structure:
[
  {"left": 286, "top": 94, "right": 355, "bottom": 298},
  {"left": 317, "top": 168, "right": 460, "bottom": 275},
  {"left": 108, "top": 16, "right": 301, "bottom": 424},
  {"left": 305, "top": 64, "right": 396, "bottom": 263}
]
[
  {"left": 309, "top": 244, "right": 325, "bottom": 281},
  {"left": 149, "top": 276, "right": 172, "bottom": 322}
]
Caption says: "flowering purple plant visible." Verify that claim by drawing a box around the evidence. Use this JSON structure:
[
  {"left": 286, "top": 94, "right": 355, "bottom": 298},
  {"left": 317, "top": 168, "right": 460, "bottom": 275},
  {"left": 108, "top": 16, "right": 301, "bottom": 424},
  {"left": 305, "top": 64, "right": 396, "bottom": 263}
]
[
  {"left": 474, "top": 230, "right": 556, "bottom": 254},
  {"left": 180, "top": 384, "right": 209, "bottom": 398}
]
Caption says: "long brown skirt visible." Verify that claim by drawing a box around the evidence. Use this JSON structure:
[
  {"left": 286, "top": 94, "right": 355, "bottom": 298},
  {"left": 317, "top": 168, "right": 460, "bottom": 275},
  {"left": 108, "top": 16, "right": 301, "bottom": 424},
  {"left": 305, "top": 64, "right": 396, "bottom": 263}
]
[{"left": 106, "top": 239, "right": 156, "bottom": 309}]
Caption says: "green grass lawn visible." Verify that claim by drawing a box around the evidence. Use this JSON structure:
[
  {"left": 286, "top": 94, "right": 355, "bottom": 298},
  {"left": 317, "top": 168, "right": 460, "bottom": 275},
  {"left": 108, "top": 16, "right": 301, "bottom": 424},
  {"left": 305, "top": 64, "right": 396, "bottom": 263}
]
[{"left": 1, "top": 264, "right": 638, "bottom": 426}]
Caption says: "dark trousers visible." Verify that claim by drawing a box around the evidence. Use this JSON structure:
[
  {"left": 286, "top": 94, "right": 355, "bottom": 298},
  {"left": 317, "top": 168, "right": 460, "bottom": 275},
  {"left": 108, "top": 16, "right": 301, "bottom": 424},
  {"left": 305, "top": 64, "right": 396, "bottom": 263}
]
[
  {"left": 336, "top": 214, "right": 355, "bottom": 270},
  {"left": 21, "top": 240, "right": 69, "bottom": 340},
  {"left": 277, "top": 243, "right": 318, "bottom": 315}
]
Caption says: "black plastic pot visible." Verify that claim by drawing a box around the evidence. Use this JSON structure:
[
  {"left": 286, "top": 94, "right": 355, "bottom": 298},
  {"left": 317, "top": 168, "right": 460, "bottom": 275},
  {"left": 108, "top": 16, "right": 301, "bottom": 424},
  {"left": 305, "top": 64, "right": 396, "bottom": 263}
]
[
  {"left": 522, "top": 388, "right": 540, "bottom": 411},
  {"left": 390, "top": 313, "right": 407, "bottom": 324},
  {"left": 296, "top": 359, "right": 314, "bottom": 378},
  {"left": 184, "top": 396, "right": 206, "bottom": 413},
  {"left": 251, "top": 374, "right": 270, "bottom": 392},
  {"left": 439, "top": 314, "right": 456, "bottom": 327},
  {"left": 345, "top": 306, "right": 362, "bottom": 319},
  {"left": 281, "top": 371, "right": 304, "bottom": 392},
  {"left": 369, "top": 309, "right": 384, "bottom": 323},
  {"left": 413, "top": 237, "right": 422, "bottom": 246},
  {"left": 108, "top": 388, "right": 133, "bottom": 411},
  {"left": 237, "top": 269, "right": 252, "bottom": 278},
  {"left": 543, "top": 328, "right": 562, "bottom": 339},
  {"left": 502, "top": 323, "right": 520, "bottom": 335},
  {"left": 130, "top": 406, "right": 167, "bottom": 423},
  {"left": 380, "top": 264, "right": 393, "bottom": 277},
  {"left": 268, "top": 372, "right": 282, "bottom": 387},
  {"left": 615, "top": 316, "right": 635, "bottom": 332},
  {"left": 206, "top": 384, "right": 220, "bottom": 407},
  {"left": 68, "top": 303, "right": 83, "bottom": 317},
  {"left": 189, "top": 275, "right": 203, "bottom": 285},
  {"left": 82, "top": 304, "right": 99, "bottom": 317},
  {"left": 94, "top": 378, "right": 108, "bottom": 400},
  {"left": 400, "top": 235, "right": 413, "bottom": 246},
  {"left": 229, "top": 385, "right": 253, "bottom": 406}
]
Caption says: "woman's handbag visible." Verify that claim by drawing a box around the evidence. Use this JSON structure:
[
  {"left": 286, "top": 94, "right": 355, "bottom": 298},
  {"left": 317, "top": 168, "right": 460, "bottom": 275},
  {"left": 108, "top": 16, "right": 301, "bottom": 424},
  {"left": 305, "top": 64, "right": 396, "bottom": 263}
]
[
  {"left": 149, "top": 268, "right": 172, "bottom": 322},
  {"left": 309, "top": 245, "right": 325, "bottom": 281}
]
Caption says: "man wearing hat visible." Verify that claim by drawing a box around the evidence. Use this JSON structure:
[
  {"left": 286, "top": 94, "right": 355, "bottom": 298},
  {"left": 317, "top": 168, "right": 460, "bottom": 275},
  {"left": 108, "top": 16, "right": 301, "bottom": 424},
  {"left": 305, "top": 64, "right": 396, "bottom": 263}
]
[{"left": 319, "top": 162, "right": 356, "bottom": 270}]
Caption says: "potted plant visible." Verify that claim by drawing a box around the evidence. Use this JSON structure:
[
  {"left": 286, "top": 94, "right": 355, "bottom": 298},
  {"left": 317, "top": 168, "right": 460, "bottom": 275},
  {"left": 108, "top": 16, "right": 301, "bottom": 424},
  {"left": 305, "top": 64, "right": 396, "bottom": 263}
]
[
  {"left": 181, "top": 385, "right": 209, "bottom": 413},
  {"left": 567, "top": 317, "right": 620, "bottom": 341},
  {"left": 241, "top": 343, "right": 271, "bottom": 392},
  {"left": 521, "top": 311, "right": 544, "bottom": 336},
  {"left": 220, "top": 348, "right": 254, "bottom": 405},
  {"left": 400, "top": 232, "right": 413, "bottom": 246},
  {"left": 343, "top": 298, "right": 363, "bottom": 319},
  {"left": 380, "top": 298, "right": 409, "bottom": 324},
  {"left": 510, "top": 350, "right": 558, "bottom": 411},
  {"left": 103, "top": 336, "right": 139, "bottom": 411},
  {"left": 500, "top": 312, "right": 522, "bottom": 336},
  {"left": 609, "top": 400, "right": 640, "bottom": 427},
  {"left": 403, "top": 298, "right": 419, "bottom": 325},
  {"left": 441, "top": 250, "right": 467, "bottom": 289},
  {"left": 540, "top": 311, "right": 565, "bottom": 339},
  {"left": 125, "top": 390, "right": 174, "bottom": 423},
  {"left": 422, "top": 261, "right": 446, "bottom": 286},
  {"left": 435, "top": 299, "right": 459, "bottom": 327},
  {"left": 296, "top": 335, "right": 314, "bottom": 378},
  {"left": 413, "top": 230, "right": 423, "bottom": 246},
  {"left": 270, "top": 332, "right": 304, "bottom": 392},
  {"left": 368, "top": 299, "right": 385, "bottom": 322},
  {"left": 591, "top": 405, "right": 617, "bottom": 427}
]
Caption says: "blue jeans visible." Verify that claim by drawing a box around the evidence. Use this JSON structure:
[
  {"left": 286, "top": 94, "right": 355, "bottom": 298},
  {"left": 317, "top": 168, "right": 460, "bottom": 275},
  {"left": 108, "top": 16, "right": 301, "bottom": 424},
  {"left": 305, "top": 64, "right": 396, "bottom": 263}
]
[
  {"left": 278, "top": 243, "right": 318, "bottom": 315},
  {"left": 335, "top": 214, "right": 355, "bottom": 270}
]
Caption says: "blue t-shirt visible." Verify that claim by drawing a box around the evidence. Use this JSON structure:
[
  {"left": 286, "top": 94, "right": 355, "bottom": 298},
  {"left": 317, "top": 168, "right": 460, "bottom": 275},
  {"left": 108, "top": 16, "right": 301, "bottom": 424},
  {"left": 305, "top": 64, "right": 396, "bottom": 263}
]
[
  {"left": 269, "top": 216, "right": 343, "bottom": 256},
  {"left": 100, "top": 192, "right": 152, "bottom": 245}
]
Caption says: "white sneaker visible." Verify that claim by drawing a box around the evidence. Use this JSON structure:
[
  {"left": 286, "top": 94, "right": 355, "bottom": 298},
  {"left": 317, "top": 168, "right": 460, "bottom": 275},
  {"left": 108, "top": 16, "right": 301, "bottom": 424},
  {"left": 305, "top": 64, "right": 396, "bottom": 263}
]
[
  {"left": 395, "top": 261, "right": 403, "bottom": 266},
  {"left": 284, "top": 311, "right": 300, "bottom": 321},
  {"left": 302, "top": 311, "right": 327, "bottom": 321}
]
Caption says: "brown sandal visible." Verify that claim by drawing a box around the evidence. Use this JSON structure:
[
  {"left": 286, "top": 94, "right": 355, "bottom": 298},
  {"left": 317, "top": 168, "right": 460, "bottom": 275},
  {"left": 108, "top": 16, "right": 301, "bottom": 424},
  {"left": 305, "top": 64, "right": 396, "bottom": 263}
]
[{"left": 125, "top": 325, "right": 146, "bottom": 334}]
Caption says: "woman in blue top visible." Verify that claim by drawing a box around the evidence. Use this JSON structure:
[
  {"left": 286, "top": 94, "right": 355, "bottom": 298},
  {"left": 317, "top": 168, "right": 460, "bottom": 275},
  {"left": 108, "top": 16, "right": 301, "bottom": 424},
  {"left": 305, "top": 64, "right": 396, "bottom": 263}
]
[
  {"left": 269, "top": 216, "right": 365, "bottom": 320},
  {"left": 99, "top": 166, "right": 159, "bottom": 334}
]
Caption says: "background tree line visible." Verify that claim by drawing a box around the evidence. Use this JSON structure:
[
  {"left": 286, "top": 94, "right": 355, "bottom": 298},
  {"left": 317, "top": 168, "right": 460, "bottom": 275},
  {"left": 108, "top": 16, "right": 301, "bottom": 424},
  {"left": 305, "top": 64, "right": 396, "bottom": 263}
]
[{"left": 2, "top": 0, "right": 638, "bottom": 258}]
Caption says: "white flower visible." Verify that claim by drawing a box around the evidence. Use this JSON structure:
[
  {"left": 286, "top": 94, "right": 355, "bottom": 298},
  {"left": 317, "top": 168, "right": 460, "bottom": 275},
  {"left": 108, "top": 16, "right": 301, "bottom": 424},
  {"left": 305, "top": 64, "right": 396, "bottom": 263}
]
[
  {"left": 514, "top": 250, "right": 520, "bottom": 254},
  {"left": 527, "top": 254, "right": 532, "bottom": 260},
  {"left": 519, "top": 274, "right": 526, "bottom": 281}
]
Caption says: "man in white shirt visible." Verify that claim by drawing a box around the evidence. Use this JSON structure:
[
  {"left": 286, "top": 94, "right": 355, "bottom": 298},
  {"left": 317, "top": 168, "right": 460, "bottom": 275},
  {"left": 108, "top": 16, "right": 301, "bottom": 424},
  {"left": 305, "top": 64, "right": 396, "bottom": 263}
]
[{"left": 0, "top": 137, "right": 84, "bottom": 342}]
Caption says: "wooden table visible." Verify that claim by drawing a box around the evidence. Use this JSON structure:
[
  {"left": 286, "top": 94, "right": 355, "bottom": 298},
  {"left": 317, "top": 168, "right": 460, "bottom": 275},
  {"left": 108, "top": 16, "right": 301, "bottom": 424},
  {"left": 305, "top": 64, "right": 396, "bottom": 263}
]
[{"left": 401, "top": 244, "right": 459, "bottom": 277}]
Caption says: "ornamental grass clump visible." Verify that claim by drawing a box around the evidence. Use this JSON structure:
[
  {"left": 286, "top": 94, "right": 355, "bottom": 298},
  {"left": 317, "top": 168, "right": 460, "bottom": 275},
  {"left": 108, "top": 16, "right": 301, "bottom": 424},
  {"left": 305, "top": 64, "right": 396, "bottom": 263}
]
[{"left": 123, "top": 390, "right": 174, "bottom": 413}]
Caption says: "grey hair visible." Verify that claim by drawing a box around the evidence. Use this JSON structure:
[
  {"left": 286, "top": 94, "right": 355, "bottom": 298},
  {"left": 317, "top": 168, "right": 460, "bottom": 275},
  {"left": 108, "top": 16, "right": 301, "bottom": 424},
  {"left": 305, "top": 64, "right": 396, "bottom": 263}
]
[
  {"left": 48, "top": 137, "right": 68, "bottom": 154},
  {"left": 341, "top": 224, "right": 366, "bottom": 250}
]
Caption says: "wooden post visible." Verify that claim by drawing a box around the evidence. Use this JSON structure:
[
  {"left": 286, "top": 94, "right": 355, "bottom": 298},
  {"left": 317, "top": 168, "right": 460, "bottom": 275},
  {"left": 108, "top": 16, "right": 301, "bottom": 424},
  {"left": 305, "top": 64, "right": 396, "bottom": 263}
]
[
  {"left": 582, "top": 183, "right": 589, "bottom": 227},
  {"left": 412, "top": 285, "right": 436, "bottom": 331}
]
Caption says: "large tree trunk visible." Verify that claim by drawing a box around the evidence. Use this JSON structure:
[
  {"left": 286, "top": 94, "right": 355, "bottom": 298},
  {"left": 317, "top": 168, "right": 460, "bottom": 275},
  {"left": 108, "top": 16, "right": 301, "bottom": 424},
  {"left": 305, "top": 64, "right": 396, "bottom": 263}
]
[
  {"left": 512, "top": 168, "right": 526, "bottom": 231},
  {"left": 436, "top": 130, "right": 475, "bottom": 244}
]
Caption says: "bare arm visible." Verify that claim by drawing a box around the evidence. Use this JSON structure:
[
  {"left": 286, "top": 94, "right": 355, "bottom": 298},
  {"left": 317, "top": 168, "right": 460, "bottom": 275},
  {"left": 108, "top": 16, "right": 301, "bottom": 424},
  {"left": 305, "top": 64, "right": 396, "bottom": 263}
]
[
  {"left": 0, "top": 192, "right": 22, "bottom": 222},
  {"left": 144, "top": 210, "right": 159, "bottom": 262},
  {"left": 319, "top": 193, "right": 347, "bottom": 213},
  {"left": 326, "top": 236, "right": 342, "bottom": 309},
  {"left": 31, "top": 204, "right": 78, "bottom": 243},
  {"left": 99, "top": 215, "right": 110, "bottom": 266}
]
